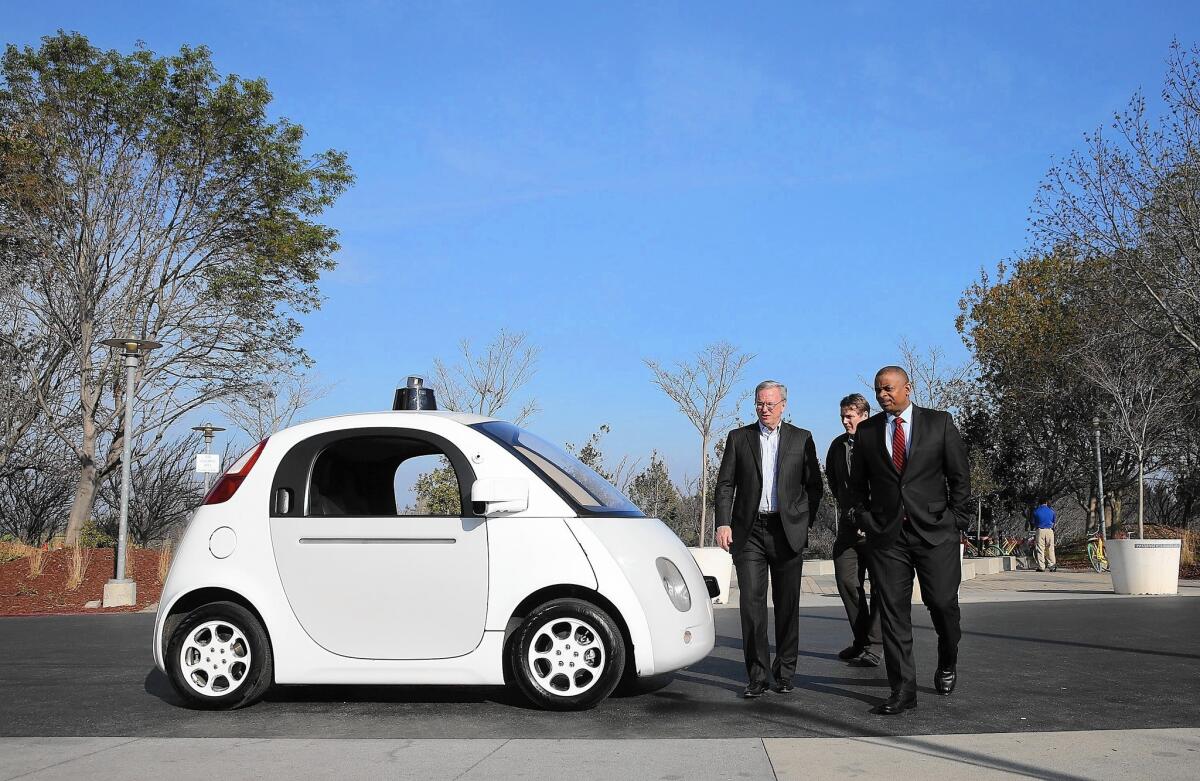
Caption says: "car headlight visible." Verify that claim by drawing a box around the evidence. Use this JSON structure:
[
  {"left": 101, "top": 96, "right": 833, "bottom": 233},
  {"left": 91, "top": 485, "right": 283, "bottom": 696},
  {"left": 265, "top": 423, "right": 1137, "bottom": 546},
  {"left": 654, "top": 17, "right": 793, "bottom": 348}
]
[{"left": 656, "top": 557, "right": 692, "bottom": 612}]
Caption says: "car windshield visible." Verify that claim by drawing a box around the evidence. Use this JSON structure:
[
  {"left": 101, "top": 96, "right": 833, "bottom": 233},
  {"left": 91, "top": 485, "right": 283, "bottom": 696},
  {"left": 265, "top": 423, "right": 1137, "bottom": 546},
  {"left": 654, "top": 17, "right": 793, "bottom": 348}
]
[{"left": 471, "top": 421, "right": 644, "bottom": 516}]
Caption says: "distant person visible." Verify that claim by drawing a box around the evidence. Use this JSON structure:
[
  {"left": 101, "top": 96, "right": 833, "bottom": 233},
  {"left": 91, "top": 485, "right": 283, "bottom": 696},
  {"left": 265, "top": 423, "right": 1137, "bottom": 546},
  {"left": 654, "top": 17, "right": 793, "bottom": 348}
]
[
  {"left": 715, "top": 380, "right": 824, "bottom": 698},
  {"left": 848, "top": 366, "right": 972, "bottom": 716},
  {"left": 825, "top": 393, "right": 881, "bottom": 667},
  {"left": 1032, "top": 499, "right": 1058, "bottom": 572}
]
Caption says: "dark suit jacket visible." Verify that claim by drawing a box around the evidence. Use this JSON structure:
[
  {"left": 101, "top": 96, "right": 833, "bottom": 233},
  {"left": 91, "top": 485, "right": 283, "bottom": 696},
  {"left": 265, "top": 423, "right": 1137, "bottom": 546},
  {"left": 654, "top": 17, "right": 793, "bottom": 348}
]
[
  {"left": 825, "top": 432, "right": 861, "bottom": 543},
  {"left": 715, "top": 422, "right": 824, "bottom": 556},
  {"left": 847, "top": 405, "right": 971, "bottom": 548}
]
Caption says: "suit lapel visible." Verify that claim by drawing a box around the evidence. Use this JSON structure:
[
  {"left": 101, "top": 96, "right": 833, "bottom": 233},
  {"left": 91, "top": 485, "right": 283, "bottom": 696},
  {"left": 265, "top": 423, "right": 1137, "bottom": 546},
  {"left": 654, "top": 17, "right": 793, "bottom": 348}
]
[
  {"left": 907, "top": 405, "right": 919, "bottom": 463},
  {"left": 878, "top": 414, "right": 898, "bottom": 476},
  {"left": 749, "top": 425, "right": 762, "bottom": 480}
]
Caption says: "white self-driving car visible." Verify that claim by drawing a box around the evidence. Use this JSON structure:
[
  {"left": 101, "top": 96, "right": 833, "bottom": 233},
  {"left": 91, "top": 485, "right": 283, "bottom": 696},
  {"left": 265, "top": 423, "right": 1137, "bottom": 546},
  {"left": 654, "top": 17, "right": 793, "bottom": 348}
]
[{"left": 153, "top": 379, "right": 716, "bottom": 711}]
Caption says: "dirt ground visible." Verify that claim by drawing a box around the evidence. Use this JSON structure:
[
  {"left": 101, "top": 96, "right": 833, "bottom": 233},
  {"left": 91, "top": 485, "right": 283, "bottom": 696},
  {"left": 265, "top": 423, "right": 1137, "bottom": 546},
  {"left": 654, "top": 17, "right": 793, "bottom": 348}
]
[{"left": 0, "top": 547, "right": 164, "bottom": 616}]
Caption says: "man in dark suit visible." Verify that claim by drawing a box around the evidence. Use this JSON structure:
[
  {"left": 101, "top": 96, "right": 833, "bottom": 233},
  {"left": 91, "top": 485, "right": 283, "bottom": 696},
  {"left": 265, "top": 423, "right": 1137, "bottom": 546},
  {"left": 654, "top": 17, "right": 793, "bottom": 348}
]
[
  {"left": 715, "top": 380, "right": 823, "bottom": 698},
  {"left": 848, "top": 366, "right": 971, "bottom": 715},
  {"left": 825, "top": 393, "right": 881, "bottom": 667}
]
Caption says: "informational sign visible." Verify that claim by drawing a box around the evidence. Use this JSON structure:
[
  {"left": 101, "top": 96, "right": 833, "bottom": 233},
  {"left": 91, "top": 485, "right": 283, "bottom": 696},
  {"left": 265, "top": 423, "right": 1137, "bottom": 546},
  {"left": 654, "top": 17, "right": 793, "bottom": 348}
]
[{"left": 195, "top": 453, "right": 221, "bottom": 474}]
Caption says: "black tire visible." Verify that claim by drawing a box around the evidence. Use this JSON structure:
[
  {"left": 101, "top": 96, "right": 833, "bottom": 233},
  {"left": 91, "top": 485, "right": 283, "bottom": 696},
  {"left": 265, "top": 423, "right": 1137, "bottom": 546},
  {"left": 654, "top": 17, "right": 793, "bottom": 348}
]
[
  {"left": 507, "top": 598, "right": 625, "bottom": 711},
  {"left": 166, "top": 601, "right": 273, "bottom": 710}
]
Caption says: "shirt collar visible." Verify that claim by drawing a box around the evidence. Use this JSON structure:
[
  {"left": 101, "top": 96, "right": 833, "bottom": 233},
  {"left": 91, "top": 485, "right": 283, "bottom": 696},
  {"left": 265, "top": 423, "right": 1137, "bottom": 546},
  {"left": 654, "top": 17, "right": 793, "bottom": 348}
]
[
  {"left": 758, "top": 421, "right": 780, "bottom": 436},
  {"left": 888, "top": 405, "right": 913, "bottom": 426}
]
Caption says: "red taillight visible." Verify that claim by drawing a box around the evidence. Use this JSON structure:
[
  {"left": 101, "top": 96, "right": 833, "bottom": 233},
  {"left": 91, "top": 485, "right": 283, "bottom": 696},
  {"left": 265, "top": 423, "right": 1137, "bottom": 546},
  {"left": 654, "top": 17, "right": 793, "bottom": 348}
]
[{"left": 203, "top": 438, "right": 269, "bottom": 505}]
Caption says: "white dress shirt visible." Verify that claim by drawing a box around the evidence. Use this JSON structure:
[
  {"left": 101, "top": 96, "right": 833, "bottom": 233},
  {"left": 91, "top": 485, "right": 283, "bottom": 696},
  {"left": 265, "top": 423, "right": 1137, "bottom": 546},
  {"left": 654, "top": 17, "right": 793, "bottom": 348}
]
[
  {"left": 758, "top": 422, "right": 780, "bottom": 512},
  {"left": 885, "top": 404, "right": 914, "bottom": 460}
]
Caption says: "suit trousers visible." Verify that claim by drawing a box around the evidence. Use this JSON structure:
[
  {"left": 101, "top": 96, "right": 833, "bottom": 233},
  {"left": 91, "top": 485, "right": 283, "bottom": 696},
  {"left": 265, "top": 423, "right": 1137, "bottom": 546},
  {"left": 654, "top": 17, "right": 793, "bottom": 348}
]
[
  {"left": 734, "top": 513, "right": 804, "bottom": 686},
  {"left": 869, "top": 526, "right": 962, "bottom": 695},
  {"left": 832, "top": 532, "right": 881, "bottom": 650}
]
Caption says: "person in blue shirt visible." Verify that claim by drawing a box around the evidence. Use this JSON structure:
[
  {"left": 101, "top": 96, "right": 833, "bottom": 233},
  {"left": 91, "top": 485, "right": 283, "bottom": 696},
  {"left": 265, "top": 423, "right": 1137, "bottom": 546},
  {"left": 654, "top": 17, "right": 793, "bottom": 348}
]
[{"left": 1031, "top": 499, "right": 1057, "bottom": 572}]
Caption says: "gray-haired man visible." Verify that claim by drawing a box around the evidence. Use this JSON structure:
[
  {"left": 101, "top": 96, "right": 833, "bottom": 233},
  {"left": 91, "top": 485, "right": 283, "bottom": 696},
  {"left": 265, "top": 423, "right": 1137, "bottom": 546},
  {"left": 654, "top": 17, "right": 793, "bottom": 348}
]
[{"left": 715, "top": 380, "right": 824, "bottom": 698}]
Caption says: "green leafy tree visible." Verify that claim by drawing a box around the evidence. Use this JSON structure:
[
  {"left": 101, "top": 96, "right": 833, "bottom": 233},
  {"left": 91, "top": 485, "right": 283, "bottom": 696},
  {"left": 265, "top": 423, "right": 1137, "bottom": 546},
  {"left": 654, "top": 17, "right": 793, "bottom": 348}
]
[
  {"left": 412, "top": 458, "right": 461, "bottom": 516},
  {"left": 0, "top": 33, "right": 353, "bottom": 544},
  {"left": 627, "top": 452, "right": 687, "bottom": 541}
]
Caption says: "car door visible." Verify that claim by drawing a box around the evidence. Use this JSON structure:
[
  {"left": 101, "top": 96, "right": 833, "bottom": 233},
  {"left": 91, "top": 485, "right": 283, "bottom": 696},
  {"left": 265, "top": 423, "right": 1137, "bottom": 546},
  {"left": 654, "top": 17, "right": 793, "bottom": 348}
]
[{"left": 268, "top": 427, "right": 488, "bottom": 660}]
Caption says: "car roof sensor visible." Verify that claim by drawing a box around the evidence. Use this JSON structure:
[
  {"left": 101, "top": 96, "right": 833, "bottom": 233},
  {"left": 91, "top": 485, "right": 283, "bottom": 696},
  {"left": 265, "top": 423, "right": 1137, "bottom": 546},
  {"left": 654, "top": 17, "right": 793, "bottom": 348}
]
[{"left": 393, "top": 375, "right": 438, "bottom": 411}]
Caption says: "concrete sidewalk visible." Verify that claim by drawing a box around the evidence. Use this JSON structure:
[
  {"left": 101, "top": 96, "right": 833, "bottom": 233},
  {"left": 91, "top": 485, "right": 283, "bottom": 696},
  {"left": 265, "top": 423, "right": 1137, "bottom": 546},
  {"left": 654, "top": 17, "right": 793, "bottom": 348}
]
[
  {"left": 4, "top": 729, "right": 1198, "bottom": 780},
  {"left": 721, "top": 563, "right": 1200, "bottom": 608}
]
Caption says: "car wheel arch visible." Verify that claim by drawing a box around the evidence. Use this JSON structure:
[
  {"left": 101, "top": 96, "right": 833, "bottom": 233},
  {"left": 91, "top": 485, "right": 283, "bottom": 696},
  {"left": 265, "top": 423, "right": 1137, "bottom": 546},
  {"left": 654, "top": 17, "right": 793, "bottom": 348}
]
[
  {"left": 502, "top": 584, "right": 633, "bottom": 683},
  {"left": 161, "top": 587, "right": 274, "bottom": 669}
]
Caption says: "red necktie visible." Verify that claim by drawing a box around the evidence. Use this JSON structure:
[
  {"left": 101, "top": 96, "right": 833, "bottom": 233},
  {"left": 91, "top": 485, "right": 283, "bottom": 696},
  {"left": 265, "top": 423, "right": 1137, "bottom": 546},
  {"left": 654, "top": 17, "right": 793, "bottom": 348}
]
[{"left": 893, "top": 417, "right": 907, "bottom": 473}]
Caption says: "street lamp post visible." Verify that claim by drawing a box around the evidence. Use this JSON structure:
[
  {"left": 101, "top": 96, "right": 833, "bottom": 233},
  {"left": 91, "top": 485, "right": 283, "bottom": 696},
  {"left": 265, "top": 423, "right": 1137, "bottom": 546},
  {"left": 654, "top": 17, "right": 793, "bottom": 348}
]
[
  {"left": 100, "top": 337, "right": 161, "bottom": 607},
  {"left": 1092, "top": 416, "right": 1107, "bottom": 541},
  {"left": 191, "top": 423, "right": 226, "bottom": 491}
]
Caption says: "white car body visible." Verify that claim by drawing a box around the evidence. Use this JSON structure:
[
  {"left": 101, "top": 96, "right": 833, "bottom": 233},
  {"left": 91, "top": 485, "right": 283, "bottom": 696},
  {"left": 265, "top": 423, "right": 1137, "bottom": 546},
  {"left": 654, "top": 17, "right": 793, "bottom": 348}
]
[{"left": 153, "top": 410, "right": 714, "bottom": 707}]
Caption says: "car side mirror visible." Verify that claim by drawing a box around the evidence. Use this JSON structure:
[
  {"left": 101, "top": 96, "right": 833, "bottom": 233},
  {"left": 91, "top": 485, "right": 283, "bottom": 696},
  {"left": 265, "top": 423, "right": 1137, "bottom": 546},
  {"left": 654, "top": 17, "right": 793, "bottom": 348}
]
[{"left": 470, "top": 478, "right": 529, "bottom": 516}]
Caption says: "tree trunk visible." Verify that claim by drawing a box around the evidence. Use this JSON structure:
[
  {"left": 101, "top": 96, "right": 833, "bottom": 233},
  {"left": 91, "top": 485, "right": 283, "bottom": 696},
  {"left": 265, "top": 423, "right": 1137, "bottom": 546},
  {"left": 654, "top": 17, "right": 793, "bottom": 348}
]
[
  {"left": 1137, "top": 456, "right": 1145, "bottom": 539},
  {"left": 698, "top": 434, "right": 709, "bottom": 547},
  {"left": 65, "top": 457, "right": 97, "bottom": 547}
]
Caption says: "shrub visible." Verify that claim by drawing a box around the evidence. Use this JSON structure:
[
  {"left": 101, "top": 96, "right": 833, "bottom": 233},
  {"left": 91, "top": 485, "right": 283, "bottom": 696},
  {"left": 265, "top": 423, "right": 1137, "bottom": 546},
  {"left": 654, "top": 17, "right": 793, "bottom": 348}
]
[
  {"left": 79, "top": 520, "right": 116, "bottom": 549},
  {"left": 27, "top": 546, "right": 45, "bottom": 578}
]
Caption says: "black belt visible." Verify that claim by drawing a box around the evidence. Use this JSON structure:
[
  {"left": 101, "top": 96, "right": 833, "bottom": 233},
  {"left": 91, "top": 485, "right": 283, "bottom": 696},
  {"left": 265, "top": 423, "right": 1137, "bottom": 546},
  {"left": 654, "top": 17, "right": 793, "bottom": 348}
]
[{"left": 757, "top": 511, "right": 781, "bottom": 520}]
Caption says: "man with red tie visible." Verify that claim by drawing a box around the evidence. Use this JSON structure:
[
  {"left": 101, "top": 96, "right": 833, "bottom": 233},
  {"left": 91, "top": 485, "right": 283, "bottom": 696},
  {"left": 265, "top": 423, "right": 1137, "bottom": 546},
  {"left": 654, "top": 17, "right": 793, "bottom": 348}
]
[{"left": 847, "top": 366, "right": 971, "bottom": 715}]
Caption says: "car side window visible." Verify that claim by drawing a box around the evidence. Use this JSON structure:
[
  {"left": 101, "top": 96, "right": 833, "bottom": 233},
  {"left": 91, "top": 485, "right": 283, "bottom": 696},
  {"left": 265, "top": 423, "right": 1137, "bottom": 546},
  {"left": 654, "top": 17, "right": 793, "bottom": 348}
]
[{"left": 303, "top": 434, "right": 464, "bottom": 517}]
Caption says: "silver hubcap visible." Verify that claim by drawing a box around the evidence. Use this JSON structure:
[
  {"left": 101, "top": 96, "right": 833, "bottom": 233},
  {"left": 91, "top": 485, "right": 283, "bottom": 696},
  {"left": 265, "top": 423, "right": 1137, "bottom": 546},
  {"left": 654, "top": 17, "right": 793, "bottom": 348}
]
[
  {"left": 526, "top": 617, "right": 606, "bottom": 697},
  {"left": 178, "top": 619, "right": 252, "bottom": 697}
]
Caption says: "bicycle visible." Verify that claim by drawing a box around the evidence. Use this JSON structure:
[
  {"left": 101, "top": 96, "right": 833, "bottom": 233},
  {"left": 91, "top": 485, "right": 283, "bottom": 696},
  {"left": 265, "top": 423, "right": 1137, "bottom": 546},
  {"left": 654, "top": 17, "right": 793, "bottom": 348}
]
[
  {"left": 961, "top": 533, "right": 988, "bottom": 558},
  {"left": 1087, "top": 530, "right": 1109, "bottom": 573}
]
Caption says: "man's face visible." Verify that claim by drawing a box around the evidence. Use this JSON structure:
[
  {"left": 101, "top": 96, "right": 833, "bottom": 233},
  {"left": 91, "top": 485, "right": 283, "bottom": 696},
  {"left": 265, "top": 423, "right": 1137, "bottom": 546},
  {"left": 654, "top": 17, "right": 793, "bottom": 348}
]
[
  {"left": 874, "top": 371, "right": 912, "bottom": 415},
  {"left": 755, "top": 387, "right": 785, "bottom": 429},
  {"left": 840, "top": 406, "right": 868, "bottom": 435}
]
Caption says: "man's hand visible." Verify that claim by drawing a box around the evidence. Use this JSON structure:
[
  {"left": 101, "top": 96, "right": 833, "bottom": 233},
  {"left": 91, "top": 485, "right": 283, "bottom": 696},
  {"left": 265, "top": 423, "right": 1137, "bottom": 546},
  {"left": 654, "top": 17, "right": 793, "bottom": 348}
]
[{"left": 716, "top": 525, "right": 733, "bottom": 552}]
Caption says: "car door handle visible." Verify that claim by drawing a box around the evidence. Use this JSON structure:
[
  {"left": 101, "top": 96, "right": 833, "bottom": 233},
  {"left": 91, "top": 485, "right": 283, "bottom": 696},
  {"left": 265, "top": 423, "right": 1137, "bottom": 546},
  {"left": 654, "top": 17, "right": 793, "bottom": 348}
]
[{"left": 298, "top": 537, "right": 457, "bottom": 545}]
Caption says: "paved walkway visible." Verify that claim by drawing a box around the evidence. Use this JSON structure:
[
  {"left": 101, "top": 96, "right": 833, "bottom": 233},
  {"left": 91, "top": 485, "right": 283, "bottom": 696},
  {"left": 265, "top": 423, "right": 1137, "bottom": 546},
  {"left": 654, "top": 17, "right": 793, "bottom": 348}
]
[
  {"left": 4, "top": 729, "right": 1199, "bottom": 779},
  {"left": 736, "top": 565, "right": 1200, "bottom": 608}
]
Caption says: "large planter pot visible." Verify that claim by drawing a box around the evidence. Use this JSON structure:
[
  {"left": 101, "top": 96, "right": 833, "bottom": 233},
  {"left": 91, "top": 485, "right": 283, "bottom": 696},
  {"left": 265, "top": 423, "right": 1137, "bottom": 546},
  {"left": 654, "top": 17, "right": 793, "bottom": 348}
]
[
  {"left": 1107, "top": 538, "right": 1182, "bottom": 595},
  {"left": 688, "top": 546, "right": 733, "bottom": 605}
]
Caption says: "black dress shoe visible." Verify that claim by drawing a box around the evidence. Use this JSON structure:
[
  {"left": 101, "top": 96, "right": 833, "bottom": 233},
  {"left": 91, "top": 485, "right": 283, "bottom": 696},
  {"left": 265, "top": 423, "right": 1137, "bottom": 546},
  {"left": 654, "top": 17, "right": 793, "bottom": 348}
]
[
  {"left": 773, "top": 681, "right": 794, "bottom": 694},
  {"left": 743, "top": 683, "right": 768, "bottom": 699},
  {"left": 877, "top": 691, "right": 917, "bottom": 715},
  {"left": 838, "top": 644, "right": 864, "bottom": 660},
  {"left": 935, "top": 668, "right": 957, "bottom": 696},
  {"left": 853, "top": 650, "right": 881, "bottom": 667}
]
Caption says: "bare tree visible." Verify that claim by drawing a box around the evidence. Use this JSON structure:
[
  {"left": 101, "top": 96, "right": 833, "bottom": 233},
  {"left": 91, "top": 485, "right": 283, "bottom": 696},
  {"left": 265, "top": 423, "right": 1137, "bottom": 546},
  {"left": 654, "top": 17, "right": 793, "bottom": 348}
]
[
  {"left": 1078, "top": 326, "right": 1185, "bottom": 539},
  {"left": 645, "top": 342, "right": 753, "bottom": 546},
  {"left": 896, "top": 338, "right": 976, "bottom": 415},
  {"left": 220, "top": 372, "right": 333, "bottom": 442},
  {"left": 432, "top": 330, "right": 540, "bottom": 424},
  {"left": 1035, "top": 42, "right": 1200, "bottom": 360},
  {"left": 97, "top": 435, "right": 208, "bottom": 545}
]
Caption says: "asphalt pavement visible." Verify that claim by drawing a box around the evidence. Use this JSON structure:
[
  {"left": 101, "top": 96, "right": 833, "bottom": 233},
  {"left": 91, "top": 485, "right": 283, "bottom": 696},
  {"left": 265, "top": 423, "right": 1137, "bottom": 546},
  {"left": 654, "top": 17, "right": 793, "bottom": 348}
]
[{"left": 2, "top": 578, "right": 1199, "bottom": 778}]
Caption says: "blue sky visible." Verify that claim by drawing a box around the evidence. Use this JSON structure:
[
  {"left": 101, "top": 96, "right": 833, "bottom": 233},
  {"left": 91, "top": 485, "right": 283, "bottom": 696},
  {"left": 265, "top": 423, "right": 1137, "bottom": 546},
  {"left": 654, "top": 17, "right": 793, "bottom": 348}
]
[{"left": 7, "top": 2, "right": 1199, "bottom": 482}]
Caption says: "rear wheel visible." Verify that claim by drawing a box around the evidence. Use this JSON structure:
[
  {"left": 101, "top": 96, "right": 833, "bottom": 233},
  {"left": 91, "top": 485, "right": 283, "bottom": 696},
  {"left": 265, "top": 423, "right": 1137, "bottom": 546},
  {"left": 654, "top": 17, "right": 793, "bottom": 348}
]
[
  {"left": 508, "top": 598, "right": 625, "bottom": 711},
  {"left": 1087, "top": 540, "right": 1108, "bottom": 573},
  {"left": 166, "top": 601, "right": 273, "bottom": 709}
]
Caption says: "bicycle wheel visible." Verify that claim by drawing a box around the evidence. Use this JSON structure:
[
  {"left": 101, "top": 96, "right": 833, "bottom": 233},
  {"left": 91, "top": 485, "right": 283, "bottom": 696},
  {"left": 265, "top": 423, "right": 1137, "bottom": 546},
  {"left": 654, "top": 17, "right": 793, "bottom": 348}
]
[
  {"left": 983, "top": 544, "right": 1003, "bottom": 557},
  {"left": 1087, "top": 540, "right": 1108, "bottom": 573}
]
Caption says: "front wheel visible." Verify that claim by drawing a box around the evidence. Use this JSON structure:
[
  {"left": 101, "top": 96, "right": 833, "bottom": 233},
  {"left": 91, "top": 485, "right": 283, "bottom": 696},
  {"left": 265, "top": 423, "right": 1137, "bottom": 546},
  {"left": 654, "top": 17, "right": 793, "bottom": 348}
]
[
  {"left": 166, "top": 601, "right": 273, "bottom": 709},
  {"left": 508, "top": 598, "right": 625, "bottom": 711}
]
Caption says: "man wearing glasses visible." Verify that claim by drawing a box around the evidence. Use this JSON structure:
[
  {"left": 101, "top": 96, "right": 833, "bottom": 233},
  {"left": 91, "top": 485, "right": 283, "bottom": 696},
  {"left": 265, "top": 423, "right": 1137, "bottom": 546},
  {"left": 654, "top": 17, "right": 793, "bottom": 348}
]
[{"left": 715, "top": 380, "right": 824, "bottom": 698}]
